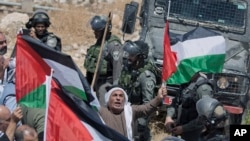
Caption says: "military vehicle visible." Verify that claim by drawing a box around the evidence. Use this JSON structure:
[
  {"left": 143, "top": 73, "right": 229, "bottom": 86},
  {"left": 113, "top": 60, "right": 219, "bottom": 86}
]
[{"left": 121, "top": 0, "right": 250, "bottom": 124}]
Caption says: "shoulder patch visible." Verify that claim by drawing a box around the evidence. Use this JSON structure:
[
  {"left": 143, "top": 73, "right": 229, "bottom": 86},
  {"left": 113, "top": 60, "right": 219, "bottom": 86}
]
[
  {"left": 112, "top": 51, "right": 120, "bottom": 61},
  {"left": 146, "top": 81, "right": 155, "bottom": 90},
  {"left": 46, "top": 37, "right": 57, "bottom": 48}
]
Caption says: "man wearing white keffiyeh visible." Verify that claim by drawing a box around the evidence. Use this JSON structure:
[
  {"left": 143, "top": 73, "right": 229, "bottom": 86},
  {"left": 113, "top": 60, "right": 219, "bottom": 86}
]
[{"left": 99, "top": 85, "right": 167, "bottom": 141}]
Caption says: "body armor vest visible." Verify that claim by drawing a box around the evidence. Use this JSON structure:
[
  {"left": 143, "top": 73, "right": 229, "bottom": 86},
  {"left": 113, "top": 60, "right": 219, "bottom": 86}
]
[
  {"left": 38, "top": 32, "right": 61, "bottom": 51},
  {"left": 119, "top": 61, "right": 158, "bottom": 104},
  {"left": 84, "top": 35, "right": 121, "bottom": 75}
]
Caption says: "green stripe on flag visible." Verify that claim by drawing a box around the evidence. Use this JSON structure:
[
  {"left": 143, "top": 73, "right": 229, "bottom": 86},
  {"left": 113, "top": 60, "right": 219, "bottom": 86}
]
[
  {"left": 167, "top": 54, "right": 225, "bottom": 84},
  {"left": 64, "top": 86, "right": 87, "bottom": 101},
  {"left": 18, "top": 85, "right": 46, "bottom": 108}
]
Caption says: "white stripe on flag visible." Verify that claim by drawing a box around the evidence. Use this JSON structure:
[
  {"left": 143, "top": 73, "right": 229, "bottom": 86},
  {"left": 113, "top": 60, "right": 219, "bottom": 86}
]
[
  {"left": 172, "top": 36, "right": 226, "bottom": 64},
  {"left": 44, "top": 59, "right": 83, "bottom": 90},
  {"left": 43, "top": 69, "right": 53, "bottom": 141},
  {"left": 81, "top": 121, "right": 112, "bottom": 141}
]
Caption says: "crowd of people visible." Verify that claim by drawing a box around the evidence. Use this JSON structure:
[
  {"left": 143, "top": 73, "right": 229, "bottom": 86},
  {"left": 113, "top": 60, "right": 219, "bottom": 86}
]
[{"left": 0, "top": 8, "right": 230, "bottom": 141}]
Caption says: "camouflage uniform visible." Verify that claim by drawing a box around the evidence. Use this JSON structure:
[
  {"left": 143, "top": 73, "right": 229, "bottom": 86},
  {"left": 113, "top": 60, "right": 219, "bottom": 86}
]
[
  {"left": 118, "top": 61, "right": 156, "bottom": 104},
  {"left": 84, "top": 15, "right": 123, "bottom": 94},
  {"left": 84, "top": 33, "right": 123, "bottom": 93}
]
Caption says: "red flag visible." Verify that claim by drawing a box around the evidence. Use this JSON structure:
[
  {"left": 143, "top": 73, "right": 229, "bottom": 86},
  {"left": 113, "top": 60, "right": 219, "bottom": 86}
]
[
  {"left": 162, "top": 22, "right": 177, "bottom": 81},
  {"left": 45, "top": 80, "right": 93, "bottom": 141}
]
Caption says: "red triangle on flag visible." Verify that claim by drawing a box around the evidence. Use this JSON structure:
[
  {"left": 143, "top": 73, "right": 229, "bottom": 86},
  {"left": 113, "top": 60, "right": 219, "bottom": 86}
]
[
  {"left": 45, "top": 80, "right": 93, "bottom": 141},
  {"left": 162, "top": 22, "right": 177, "bottom": 82}
]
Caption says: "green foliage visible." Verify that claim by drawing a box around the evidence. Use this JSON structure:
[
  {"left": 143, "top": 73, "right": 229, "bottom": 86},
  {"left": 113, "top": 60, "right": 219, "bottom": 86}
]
[{"left": 243, "top": 109, "right": 250, "bottom": 124}]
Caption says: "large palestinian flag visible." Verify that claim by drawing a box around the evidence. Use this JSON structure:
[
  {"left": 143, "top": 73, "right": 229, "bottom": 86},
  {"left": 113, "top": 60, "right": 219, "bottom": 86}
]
[
  {"left": 16, "top": 34, "right": 52, "bottom": 108},
  {"left": 15, "top": 32, "right": 129, "bottom": 141},
  {"left": 166, "top": 27, "right": 226, "bottom": 84},
  {"left": 18, "top": 29, "right": 99, "bottom": 109}
]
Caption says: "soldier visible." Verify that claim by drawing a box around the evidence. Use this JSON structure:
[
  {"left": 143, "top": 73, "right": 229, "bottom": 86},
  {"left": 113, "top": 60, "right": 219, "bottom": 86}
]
[
  {"left": 25, "top": 10, "right": 62, "bottom": 52},
  {"left": 84, "top": 15, "right": 123, "bottom": 93},
  {"left": 165, "top": 72, "right": 215, "bottom": 141},
  {"left": 196, "top": 96, "right": 229, "bottom": 141},
  {"left": 0, "top": 31, "right": 15, "bottom": 94},
  {"left": 118, "top": 40, "right": 158, "bottom": 141}
]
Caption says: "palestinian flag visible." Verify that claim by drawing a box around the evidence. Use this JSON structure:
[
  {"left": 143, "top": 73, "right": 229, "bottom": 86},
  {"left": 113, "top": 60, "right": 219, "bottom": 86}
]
[
  {"left": 19, "top": 29, "right": 99, "bottom": 109},
  {"left": 16, "top": 32, "right": 129, "bottom": 141},
  {"left": 162, "top": 22, "right": 177, "bottom": 81},
  {"left": 45, "top": 79, "right": 128, "bottom": 141},
  {"left": 167, "top": 27, "right": 226, "bottom": 84},
  {"left": 16, "top": 34, "right": 52, "bottom": 108}
]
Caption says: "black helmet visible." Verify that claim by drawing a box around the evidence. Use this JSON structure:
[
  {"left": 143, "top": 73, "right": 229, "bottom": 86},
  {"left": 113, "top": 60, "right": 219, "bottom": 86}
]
[
  {"left": 196, "top": 97, "right": 227, "bottom": 125},
  {"left": 123, "top": 40, "right": 149, "bottom": 59},
  {"left": 26, "top": 10, "right": 51, "bottom": 29},
  {"left": 90, "top": 15, "right": 111, "bottom": 31}
]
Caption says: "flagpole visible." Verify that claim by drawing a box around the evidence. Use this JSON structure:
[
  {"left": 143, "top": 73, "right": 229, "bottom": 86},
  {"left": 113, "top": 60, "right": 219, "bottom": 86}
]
[
  {"left": 167, "top": 0, "right": 171, "bottom": 20},
  {"left": 91, "top": 12, "right": 113, "bottom": 89},
  {"left": 162, "top": 0, "right": 171, "bottom": 86}
]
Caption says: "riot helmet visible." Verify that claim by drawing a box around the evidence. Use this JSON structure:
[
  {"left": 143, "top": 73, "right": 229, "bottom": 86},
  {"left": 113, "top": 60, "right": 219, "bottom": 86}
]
[
  {"left": 26, "top": 10, "right": 51, "bottom": 29},
  {"left": 196, "top": 97, "right": 227, "bottom": 126},
  {"left": 90, "top": 15, "right": 111, "bottom": 31},
  {"left": 123, "top": 40, "right": 149, "bottom": 59}
]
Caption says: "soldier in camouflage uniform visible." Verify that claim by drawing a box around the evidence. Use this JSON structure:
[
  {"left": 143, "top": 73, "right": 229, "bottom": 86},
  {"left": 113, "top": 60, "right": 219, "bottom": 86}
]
[
  {"left": 25, "top": 10, "right": 62, "bottom": 52},
  {"left": 118, "top": 40, "right": 157, "bottom": 141},
  {"left": 84, "top": 15, "right": 123, "bottom": 94}
]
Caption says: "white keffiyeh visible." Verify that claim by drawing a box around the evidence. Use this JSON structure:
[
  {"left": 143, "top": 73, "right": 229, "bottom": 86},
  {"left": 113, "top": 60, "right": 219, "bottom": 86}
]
[{"left": 104, "top": 87, "right": 133, "bottom": 141}]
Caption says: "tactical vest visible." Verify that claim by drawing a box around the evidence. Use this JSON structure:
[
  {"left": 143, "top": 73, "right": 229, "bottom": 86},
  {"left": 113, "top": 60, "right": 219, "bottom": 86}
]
[
  {"left": 39, "top": 32, "right": 62, "bottom": 51},
  {"left": 84, "top": 35, "right": 121, "bottom": 75},
  {"left": 118, "top": 61, "right": 160, "bottom": 104},
  {"left": 179, "top": 76, "right": 214, "bottom": 125}
]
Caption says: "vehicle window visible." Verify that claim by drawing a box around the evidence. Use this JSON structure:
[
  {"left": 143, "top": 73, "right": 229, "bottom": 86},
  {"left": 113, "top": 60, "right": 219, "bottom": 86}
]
[{"left": 167, "top": 0, "right": 247, "bottom": 33}]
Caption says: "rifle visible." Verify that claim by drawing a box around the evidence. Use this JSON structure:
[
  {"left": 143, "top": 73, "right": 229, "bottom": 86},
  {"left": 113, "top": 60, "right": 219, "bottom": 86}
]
[{"left": 91, "top": 12, "right": 113, "bottom": 88}]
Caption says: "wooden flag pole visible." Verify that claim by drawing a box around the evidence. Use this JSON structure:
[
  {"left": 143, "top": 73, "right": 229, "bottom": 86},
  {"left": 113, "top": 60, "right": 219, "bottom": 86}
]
[{"left": 91, "top": 12, "right": 113, "bottom": 88}]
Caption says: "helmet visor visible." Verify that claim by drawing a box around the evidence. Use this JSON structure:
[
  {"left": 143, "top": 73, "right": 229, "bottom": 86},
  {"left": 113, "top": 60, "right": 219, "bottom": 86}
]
[{"left": 123, "top": 40, "right": 140, "bottom": 56}]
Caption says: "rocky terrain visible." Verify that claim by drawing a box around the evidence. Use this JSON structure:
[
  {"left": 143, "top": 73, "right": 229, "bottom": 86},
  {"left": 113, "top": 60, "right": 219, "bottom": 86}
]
[{"left": 0, "top": 0, "right": 168, "bottom": 140}]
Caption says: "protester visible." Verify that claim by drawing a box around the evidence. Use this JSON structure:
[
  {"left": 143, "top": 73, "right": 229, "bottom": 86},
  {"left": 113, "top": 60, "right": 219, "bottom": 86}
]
[
  {"left": 19, "top": 104, "right": 44, "bottom": 141},
  {"left": 0, "top": 31, "right": 15, "bottom": 112},
  {"left": 0, "top": 31, "right": 8, "bottom": 84},
  {"left": 84, "top": 15, "right": 123, "bottom": 93},
  {"left": 25, "top": 9, "right": 62, "bottom": 51},
  {"left": 99, "top": 84, "right": 167, "bottom": 141},
  {"left": 0, "top": 32, "right": 15, "bottom": 86},
  {"left": 0, "top": 105, "right": 23, "bottom": 141},
  {"left": 15, "top": 124, "right": 38, "bottom": 141},
  {"left": 0, "top": 92, "right": 45, "bottom": 141}
]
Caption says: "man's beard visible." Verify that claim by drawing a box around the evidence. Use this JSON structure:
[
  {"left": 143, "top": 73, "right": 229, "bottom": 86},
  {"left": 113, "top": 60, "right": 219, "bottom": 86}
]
[{"left": 0, "top": 46, "right": 7, "bottom": 55}]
